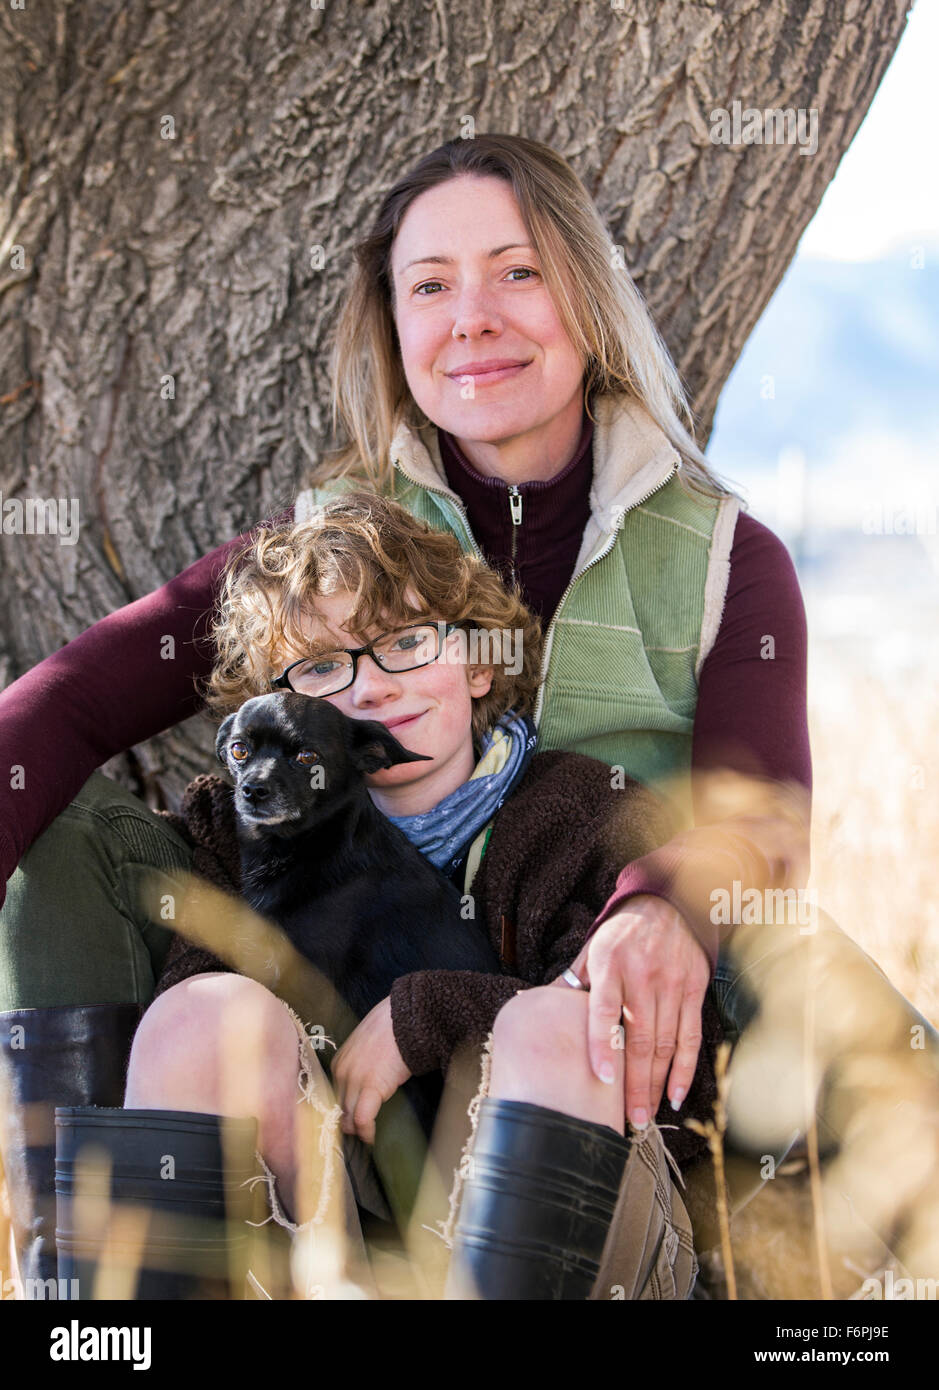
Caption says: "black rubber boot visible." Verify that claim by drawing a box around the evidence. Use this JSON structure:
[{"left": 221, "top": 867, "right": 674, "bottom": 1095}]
[
  {"left": 0, "top": 1003, "right": 141, "bottom": 1297},
  {"left": 445, "top": 1098, "right": 630, "bottom": 1300},
  {"left": 55, "top": 1107, "right": 260, "bottom": 1300}
]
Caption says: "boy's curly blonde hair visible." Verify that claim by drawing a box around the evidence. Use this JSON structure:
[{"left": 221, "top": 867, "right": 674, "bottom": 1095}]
[{"left": 198, "top": 491, "right": 543, "bottom": 743}]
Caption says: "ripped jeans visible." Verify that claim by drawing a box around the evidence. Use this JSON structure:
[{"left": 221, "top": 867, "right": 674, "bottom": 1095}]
[
  {"left": 1, "top": 770, "right": 937, "bottom": 1291},
  {"left": 251, "top": 1001, "right": 698, "bottom": 1300}
]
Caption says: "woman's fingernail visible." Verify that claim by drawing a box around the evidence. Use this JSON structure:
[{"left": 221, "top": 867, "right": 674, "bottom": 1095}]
[
  {"left": 598, "top": 1062, "right": 614, "bottom": 1084},
  {"left": 670, "top": 1088, "right": 686, "bottom": 1112},
  {"left": 631, "top": 1108, "right": 648, "bottom": 1128}
]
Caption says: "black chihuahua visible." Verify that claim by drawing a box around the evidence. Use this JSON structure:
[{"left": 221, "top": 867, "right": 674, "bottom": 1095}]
[{"left": 215, "top": 692, "right": 500, "bottom": 1134}]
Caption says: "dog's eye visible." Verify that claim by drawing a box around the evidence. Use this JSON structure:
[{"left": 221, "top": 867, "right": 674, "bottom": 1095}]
[
  {"left": 229, "top": 742, "right": 249, "bottom": 762},
  {"left": 296, "top": 749, "right": 319, "bottom": 766}
]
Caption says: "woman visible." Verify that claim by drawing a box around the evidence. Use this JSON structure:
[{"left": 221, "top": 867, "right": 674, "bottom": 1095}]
[
  {"left": 123, "top": 492, "right": 715, "bottom": 1299},
  {"left": 1, "top": 133, "right": 934, "bottom": 1291}
]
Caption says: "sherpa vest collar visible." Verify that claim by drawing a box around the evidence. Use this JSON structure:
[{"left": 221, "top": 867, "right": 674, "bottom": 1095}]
[{"left": 295, "top": 393, "right": 740, "bottom": 827}]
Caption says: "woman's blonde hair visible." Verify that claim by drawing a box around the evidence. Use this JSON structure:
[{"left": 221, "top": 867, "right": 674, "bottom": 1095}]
[
  {"left": 199, "top": 491, "right": 543, "bottom": 742},
  {"left": 323, "top": 133, "right": 734, "bottom": 501}
]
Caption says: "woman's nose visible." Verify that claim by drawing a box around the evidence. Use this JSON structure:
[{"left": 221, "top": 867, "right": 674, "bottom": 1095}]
[{"left": 451, "top": 279, "right": 503, "bottom": 339}]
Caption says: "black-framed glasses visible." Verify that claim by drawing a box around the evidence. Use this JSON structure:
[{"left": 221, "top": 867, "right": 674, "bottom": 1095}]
[{"left": 271, "top": 621, "right": 467, "bottom": 698}]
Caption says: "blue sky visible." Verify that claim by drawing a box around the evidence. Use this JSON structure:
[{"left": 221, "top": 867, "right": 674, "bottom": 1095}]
[
  {"left": 708, "top": 0, "right": 938, "bottom": 540},
  {"left": 706, "top": 1, "right": 938, "bottom": 664}
]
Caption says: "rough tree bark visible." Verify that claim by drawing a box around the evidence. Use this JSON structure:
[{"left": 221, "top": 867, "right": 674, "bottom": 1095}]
[{"left": 0, "top": 0, "right": 911, "bottom": 807}]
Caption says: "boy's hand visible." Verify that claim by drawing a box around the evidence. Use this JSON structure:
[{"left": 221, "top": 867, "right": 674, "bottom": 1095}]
[{"left": 331, "top": 996, "right": 412, "bottom": 1144}]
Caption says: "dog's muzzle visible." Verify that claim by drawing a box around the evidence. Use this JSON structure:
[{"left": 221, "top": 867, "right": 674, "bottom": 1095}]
[{"left": 236, "top": 778, "right": 305, "bottom": 825}]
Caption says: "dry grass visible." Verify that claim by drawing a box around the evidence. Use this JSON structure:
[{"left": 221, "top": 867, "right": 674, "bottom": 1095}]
[
  {"left": 696, "top": 626, "right": 939, "bottom": 1300},
  {"left": 806, "top": 635, "right": 939, "bottom": 1022}
]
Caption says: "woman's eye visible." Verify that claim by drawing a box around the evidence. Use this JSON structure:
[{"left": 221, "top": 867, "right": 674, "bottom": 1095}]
[
  {"left": 230, "top": 742, "right": 249, "bottom": 761},
  {"left": 296, "top": 750, "right": 319, "bottom": 765},
  {"left": 414, "top": 268, "right": 537, "bottom": 296},
  {"left": 391, "top": 633, "right": 422, "bottom": 652}
]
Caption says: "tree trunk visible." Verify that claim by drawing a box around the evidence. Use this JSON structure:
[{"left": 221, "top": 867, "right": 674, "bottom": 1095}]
[{"left": 0, "top": 0, "right": 910, "bottom": 807}]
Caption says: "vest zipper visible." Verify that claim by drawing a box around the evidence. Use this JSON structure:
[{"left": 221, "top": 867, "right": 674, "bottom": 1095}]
[
  {"left": 532, "top": 461, "right": 680, "bottom": 727},
  {"left": 391, "top": 457, "right": 486, "bottom": 563},
  {"left": 508, "top": 485, "right": 523, "bottom": 581}
]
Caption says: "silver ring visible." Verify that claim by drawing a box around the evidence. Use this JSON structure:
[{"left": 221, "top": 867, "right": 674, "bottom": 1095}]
[{"left": 561, "top": 967, "right": 586, "bottom": 990}]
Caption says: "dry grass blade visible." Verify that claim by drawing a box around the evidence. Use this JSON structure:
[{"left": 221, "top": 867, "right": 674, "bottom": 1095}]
[{"left": 686, "top": 1039, "right": 737, "bottom": 1299}]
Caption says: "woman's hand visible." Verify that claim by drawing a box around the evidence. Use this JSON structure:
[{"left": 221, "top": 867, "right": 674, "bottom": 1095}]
[
  {"left": 553, "top": 895, "right": 710, "bottom": 1128},
  {"left": 331, "top": 996, "right": 412, "bottom": 1145}
]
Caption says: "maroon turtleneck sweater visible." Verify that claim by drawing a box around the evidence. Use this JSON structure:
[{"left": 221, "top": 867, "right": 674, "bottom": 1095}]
[
  {"left": 0, "top": 421, "right": 810, "bottom": 974},
  {"left": 438, "top": 412, "right": 594, "bottom": 623}
]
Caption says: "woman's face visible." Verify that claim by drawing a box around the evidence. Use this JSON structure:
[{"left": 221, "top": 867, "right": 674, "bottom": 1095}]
[
  {"left": 273, "top": 589, "right": 494, "bottom": 816},
  {"left": 389, "top": 174, "right": 585, "bottom": 470}
]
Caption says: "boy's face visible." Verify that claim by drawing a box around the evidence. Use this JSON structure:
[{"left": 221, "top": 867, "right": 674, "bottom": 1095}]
[{"left": 271, "top": 588, "right": 493, "bottom": 814}]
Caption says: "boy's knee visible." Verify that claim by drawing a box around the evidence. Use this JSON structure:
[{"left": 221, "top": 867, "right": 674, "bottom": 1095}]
[
  {"left": 493, "top": 986, "right": 588, "bottom": 1064},
  {"left": 126, "top": 972, "right": 297, "bottom": 1110}
]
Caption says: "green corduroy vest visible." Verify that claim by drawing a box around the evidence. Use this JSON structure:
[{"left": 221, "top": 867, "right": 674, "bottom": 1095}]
[{"left": 295, "top": 398, "right": 739, "bottom": 830}]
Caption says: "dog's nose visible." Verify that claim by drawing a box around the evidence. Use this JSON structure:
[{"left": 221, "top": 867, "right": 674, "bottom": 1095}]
[{"left": 241, "top": 782, "right": 270, "bottom": 804}]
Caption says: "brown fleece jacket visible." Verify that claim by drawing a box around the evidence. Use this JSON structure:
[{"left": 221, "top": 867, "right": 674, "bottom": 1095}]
[{"left": 151, "top": 750, "right": 723, "bottom": 1171}]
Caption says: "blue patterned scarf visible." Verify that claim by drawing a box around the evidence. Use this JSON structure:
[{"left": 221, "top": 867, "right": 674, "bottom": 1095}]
[{"left": 384, "top": 710, "right": 537, "bottom": 875}]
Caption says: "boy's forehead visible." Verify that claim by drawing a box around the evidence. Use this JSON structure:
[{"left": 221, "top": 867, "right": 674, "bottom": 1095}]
[
  {"left": 295, "top": 605, "right": 355, "bottom": 644},
  {"left": 292, "top": 586, "right": 430, "bottom": 649},
  {"left": 292, "top": 604, "right": 383, "bottom": 651}
]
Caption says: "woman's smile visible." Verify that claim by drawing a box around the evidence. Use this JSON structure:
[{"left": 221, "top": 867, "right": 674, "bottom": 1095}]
[{"left": 445, "top": 359, "right": 532, "bottom": 386}]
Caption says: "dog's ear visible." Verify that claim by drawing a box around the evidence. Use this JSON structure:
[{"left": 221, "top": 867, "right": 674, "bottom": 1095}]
[
  {"left": 215, "top": 712, "right": 238, "bottom": 767},
  {"left": 347, "top": 717, "right": 433, "bottom": 774}
]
